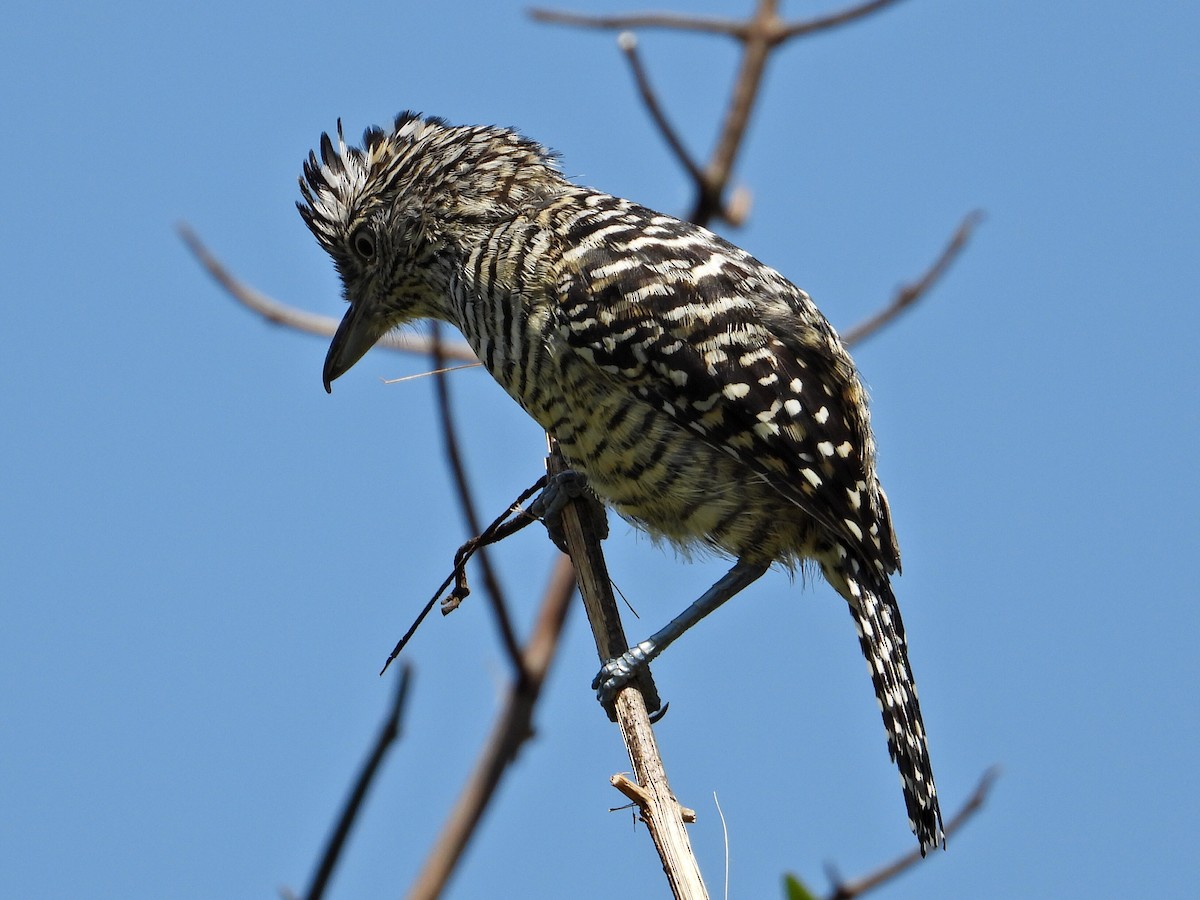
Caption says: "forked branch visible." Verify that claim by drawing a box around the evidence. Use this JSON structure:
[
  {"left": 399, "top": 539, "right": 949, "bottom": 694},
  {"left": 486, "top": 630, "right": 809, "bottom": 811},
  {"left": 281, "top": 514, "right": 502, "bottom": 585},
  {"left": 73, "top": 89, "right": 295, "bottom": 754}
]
[
  {"left": 529, "top": 0, "right": 906, "bottom": 42},
  {"left": 533, "top": 0, "right": 910, "bottom": 226}
]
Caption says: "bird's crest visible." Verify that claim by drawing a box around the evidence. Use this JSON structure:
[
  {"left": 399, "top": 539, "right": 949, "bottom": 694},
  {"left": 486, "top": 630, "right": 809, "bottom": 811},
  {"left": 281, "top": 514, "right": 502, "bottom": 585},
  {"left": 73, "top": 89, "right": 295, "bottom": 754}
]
[{"left": 298, "top": 112, "right": 563, "bottom": 251}]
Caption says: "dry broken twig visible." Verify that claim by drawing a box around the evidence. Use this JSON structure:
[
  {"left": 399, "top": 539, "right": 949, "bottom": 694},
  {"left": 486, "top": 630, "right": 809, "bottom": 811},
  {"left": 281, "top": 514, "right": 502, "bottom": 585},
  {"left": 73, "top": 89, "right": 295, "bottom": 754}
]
[{"left": 379, "top": 476, "right": 548, "bottom": 672}]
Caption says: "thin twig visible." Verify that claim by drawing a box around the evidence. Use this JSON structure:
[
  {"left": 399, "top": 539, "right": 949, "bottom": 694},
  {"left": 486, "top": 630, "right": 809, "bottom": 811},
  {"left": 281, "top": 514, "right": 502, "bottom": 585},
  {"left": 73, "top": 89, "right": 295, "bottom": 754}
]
[
  {"left": 529, "top": 8, "right": 748, "bottom": 37},
  {"left": 383, "top": 363, "right": 482, "bottom": 384},
  {"left": 841, "top": 211, "right": 983, "bottom": 347},
  {"left": 618, "top": 33, "right": 704, "bottom": 184},
  {"left": 407, "top": 556, "right": 578, "bottom": 900},
  {"left": 178, "top": 222, "right": 477, "bottom": 363},
  {"left": 429, "top": 322, "right": 525, "bottom": 677},
  {"left": 824, "top": 766, "right": 1000, "bottom": 900},
  {"left": 531, "top": 0, "right": 907, "bottom": 44},
  {"left": 302, "top": 666, "right": 414, "bottom": 900},
  {"left": 776, "top": 0, "right": 907, "bottom": 42},
  {"left": 380, "top": 477, "right": 548, "bottom": 674}
]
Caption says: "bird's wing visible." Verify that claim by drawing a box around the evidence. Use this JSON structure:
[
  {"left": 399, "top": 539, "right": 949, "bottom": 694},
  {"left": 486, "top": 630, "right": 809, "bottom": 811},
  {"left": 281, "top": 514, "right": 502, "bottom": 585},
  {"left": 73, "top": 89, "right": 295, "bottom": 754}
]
[{"left": 552, "top": 220, "right": 899, "bottom": 575}]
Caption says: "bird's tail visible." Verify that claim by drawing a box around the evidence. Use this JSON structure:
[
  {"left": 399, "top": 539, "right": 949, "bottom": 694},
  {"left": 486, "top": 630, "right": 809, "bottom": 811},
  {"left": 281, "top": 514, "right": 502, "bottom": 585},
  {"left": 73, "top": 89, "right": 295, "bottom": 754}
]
[{"left": 829, "top": 562, "right": 945, "bottom": 854}]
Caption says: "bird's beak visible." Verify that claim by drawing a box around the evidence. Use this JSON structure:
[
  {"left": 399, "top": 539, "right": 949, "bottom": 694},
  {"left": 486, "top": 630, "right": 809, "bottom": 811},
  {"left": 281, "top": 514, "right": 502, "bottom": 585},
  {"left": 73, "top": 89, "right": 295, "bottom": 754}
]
[{"left": 323, "top": 302, "right": 385, "bottom": 392}]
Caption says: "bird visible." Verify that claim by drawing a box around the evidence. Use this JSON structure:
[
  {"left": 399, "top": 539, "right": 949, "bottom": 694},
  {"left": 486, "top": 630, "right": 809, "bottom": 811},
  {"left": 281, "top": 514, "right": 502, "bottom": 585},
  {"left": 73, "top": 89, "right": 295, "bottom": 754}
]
[{"left": 298, "top": 111, "right": 944, "bottom": 853}]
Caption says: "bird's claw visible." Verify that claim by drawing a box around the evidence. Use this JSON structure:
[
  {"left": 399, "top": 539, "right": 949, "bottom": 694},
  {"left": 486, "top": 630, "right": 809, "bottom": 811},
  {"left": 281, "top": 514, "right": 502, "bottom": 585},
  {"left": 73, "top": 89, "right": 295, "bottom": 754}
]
[
  {"left": 592, "top": 640, "right": 656, "bottom": 704},
  {"left": 529, "top": 470, "right": 591, "bottom": 551}
]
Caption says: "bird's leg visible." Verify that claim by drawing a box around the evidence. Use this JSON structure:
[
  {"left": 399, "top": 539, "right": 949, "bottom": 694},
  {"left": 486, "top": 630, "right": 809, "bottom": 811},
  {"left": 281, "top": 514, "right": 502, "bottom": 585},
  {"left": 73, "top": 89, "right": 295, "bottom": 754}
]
[{"left": 592, "top": 558, "right": 770, "bottom": 704}]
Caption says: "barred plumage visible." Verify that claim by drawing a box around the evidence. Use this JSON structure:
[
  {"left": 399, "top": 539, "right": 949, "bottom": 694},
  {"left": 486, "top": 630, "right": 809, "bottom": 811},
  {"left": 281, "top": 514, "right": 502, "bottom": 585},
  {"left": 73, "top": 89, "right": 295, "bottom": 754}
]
[{"left": 299, "top": 112, "right": 944, "bottom": 852}]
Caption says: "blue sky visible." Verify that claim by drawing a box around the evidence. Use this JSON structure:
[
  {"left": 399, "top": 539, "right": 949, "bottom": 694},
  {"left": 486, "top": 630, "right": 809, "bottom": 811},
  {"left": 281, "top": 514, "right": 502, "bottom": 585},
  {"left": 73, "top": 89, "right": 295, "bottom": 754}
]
[{"left": 3, "top": 2, "right": 1197, "bottom": 898}]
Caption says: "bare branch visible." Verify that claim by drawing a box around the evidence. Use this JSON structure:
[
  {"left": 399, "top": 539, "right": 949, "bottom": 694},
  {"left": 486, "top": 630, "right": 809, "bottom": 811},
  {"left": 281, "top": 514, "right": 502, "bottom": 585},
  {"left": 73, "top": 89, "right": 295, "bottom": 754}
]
[
  {"left": 178, "top": 222, "right": 477, "bottom": 363},
  {"left": 407, "top": 556, "right": 577, "bottom": 900},
  {"left": 692, "top": 0, "right": 778, "bottom": 226},
  {"left": 824, "top": 767, "right": 1000, "bottom": 900},
  {"left": 618, "top": 32, "right": 705, "bottom": 184},
  {"left": 429, "top": 322, "right": 525, "bottom": 675},
  {"left": 303, "top": 666, "right": 413, "bottom": 900},
  {"left": 842, "top": 211, "right": 983, "bottom": 347},
  {"left": 534, "top": 1, "right": 910, "bottom": 228},
  {"left": 776, "top": 0, "right": 907, "bottom": 43},
  {"left": 531, "top": 0, "right": 907, "bottom": 44},
  {"left": 546, "top": 441, "right": 708, "bottom": 898},
  {"left": 529, "top": 7, "right": 748, "bottom": 38}
]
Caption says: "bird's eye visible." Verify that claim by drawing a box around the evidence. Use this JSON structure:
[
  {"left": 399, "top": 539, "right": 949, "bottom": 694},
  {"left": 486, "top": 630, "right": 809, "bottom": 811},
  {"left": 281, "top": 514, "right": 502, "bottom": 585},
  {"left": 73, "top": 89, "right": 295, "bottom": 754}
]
[{"left": 351, "top": 227, "right": 376, "bottom": 261}]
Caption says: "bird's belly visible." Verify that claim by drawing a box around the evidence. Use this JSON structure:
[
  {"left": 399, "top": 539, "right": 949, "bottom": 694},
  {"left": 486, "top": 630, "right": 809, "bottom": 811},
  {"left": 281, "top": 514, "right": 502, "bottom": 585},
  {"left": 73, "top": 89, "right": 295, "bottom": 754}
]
[{"left": 523, "top": 372, "right": 816, "bottom": 565}]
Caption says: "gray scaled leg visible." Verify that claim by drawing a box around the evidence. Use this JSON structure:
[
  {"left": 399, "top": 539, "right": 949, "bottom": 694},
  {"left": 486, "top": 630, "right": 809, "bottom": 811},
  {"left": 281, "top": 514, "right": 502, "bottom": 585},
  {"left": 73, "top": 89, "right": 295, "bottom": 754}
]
[{"left": 592, "top": 558, "right": 770, "bottom": 704}]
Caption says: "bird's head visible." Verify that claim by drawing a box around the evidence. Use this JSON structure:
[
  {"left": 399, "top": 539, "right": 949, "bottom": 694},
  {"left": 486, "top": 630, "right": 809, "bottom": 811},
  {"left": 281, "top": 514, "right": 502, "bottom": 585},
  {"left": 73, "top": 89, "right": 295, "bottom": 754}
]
[{"left": 298, "top": 112, "right": 564, "bottom": 391}]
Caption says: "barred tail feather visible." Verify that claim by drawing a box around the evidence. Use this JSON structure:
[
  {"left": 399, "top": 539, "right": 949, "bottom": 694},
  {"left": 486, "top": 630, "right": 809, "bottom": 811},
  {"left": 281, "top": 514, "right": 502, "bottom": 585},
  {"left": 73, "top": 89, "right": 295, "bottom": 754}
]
[{"left": 827, "top": 561, "right": 944, "bottom": 854}]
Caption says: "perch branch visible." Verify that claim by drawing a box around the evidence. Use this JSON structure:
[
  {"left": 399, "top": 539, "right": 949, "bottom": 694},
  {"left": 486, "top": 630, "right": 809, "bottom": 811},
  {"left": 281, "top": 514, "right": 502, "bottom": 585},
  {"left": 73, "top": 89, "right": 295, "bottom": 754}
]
[{"left": 546, "top": 441, "right": 708, "bottom": 899}]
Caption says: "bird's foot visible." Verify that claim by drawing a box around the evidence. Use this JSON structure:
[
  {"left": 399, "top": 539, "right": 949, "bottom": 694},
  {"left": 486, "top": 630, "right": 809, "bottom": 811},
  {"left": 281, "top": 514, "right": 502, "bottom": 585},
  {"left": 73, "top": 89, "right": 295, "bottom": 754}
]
[
  {"left": 529, "top": 470, "right": 605, "bottom": 550},
  {"left": 592, "top": 640, "right": 657, "bottom": 705}
]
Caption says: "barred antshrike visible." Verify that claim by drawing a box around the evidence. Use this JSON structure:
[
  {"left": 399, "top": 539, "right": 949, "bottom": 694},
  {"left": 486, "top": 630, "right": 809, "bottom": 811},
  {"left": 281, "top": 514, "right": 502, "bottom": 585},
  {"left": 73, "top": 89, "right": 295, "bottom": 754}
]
[{"left": 299, "top": 112, "right": 944, "bottom": 852}]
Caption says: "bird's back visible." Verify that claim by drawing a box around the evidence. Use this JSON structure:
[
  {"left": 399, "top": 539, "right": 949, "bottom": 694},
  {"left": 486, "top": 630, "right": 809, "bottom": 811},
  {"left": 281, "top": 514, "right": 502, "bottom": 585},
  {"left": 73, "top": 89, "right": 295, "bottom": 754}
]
[{"left": 453, "top": 185, "right": 898, "bottom": 576}]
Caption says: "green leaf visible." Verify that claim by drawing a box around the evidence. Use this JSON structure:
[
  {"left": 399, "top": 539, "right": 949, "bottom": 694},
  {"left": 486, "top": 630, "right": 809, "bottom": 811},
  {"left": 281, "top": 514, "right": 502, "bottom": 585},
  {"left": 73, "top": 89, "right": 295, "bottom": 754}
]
[{"left": 783, "top": 872, "right": 817, "bottom": 900}]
